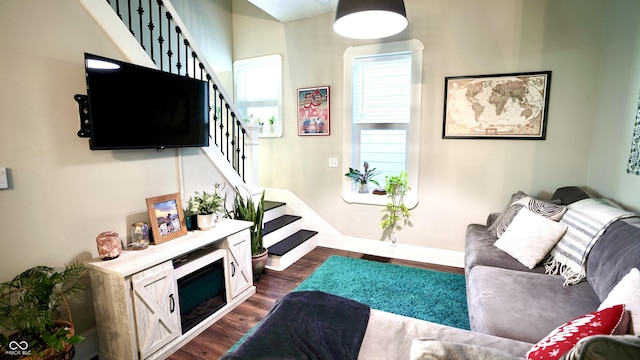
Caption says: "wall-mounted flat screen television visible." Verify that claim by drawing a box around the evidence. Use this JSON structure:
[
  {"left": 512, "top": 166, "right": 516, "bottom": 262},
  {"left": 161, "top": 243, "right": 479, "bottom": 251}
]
[{"left": 84, "top": 53, "right": 210, "bottom": 150}]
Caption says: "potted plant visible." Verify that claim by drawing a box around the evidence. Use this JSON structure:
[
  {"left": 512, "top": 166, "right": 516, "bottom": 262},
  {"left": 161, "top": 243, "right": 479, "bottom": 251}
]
[
  {"left": 380, "top": 171, "right": 412, "bottom": 246},
  {"left": 268, "top": 115, "right": 275, "bottom": 132},
  {"left": 345, "top": 161, "right": 380, "bottom": 193},
  {"left": 0, "top": 263, "right": 85, "bottom": 359},
  {"left": 188, "top": 190, "right": 224, "bottom": 230},
  {"left": 231, "top": 189, "right": 266, "bottom": 280}
]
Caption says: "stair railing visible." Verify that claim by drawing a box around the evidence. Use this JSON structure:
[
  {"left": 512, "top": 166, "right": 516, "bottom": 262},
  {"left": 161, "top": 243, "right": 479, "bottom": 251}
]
[{"left": 102, "top": 0, "right": 255, "bottom": 183}]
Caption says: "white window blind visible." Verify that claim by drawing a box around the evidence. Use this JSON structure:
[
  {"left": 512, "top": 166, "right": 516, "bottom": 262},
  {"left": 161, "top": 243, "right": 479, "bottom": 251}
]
[{"left": 352, "top": 52, "right": 412, "bottom": 187}]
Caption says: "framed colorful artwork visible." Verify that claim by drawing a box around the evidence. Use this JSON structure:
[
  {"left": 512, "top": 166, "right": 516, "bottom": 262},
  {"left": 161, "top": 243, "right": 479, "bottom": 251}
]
[
  {"left": 145, "top": 192, "right": 187, "bottom": 244},
  {"left": 298, "top": 86, "right": 330, "bottom": 136},
  {"left": 443, "top": 71, "right": 552, "bottom": 139}
]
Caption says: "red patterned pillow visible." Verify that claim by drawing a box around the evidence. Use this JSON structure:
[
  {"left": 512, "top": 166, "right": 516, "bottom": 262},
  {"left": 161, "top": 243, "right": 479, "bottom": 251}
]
[{"left": 525, "top": 304, "right": 629, "bottom": 360}]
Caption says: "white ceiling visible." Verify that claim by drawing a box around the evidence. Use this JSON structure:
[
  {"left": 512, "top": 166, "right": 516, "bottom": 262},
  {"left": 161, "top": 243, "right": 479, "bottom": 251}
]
[{"left": 248, "top": 0, "right": 338, "bottom": 23}]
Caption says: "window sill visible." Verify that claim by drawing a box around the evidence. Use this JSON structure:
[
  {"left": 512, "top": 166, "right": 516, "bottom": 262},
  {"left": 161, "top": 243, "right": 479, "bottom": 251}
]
[{"left": 341, "top": 190, "right": 418, "bottom": 209}]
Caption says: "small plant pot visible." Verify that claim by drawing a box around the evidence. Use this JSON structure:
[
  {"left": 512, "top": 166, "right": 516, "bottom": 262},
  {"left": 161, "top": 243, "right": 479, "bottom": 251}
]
[
  {"left": 251, "top": 248, "right": 268, "bottom": 281},
  {"left": 196, "top": 214, "right": 215, "bottom": 230},
  {"left": 358, "top": 183, "right": 369, "bottom": 193}
]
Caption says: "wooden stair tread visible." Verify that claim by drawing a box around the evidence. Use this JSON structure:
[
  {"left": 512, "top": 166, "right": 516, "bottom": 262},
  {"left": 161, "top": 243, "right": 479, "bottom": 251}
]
[
  {"left": 264, "top": 201, "right": 285, "bottom": 212},
  {"left": 263, "top": 215, "right": 301, "bottom": 235},
  {"left": 268, "top": 230, "right": 318, "bottom": 257}
]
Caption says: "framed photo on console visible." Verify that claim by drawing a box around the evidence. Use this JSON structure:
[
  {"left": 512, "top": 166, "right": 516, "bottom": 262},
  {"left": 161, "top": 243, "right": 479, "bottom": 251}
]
[
  {"left": 145, "top": 192, "right": 187, "bottom": 244},
  {"left": 442, "top": 71, "right": 552, "bottom": 139}
]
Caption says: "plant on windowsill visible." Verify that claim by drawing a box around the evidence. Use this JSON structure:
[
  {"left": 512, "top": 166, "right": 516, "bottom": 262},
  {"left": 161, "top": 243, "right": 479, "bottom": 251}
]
[
  {"left": 380, "top": 171, "right": 412, "bottom": 246},
  {"left": 189, "top": 190, "right": 224, "bottom": 230},
  {"left": 344, "top": 161, "right": 380, "bottom": 194},
  {"left": 0, "top": 263, "right": 85, "bottom": 359},
  {"left": 231, "top": 188, "right": 266, "bottom": 280}
]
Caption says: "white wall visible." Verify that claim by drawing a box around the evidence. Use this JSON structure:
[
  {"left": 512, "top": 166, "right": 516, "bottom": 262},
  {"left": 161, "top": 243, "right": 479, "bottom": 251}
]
[
  {"left": 233, "top": 0, "right": 613, "bottom": 252},
  {"left": 0, "top": 0, "right": 233, "bottom": 335},
  {"left": 587, "top": 0, "right": 640, "bottom": 211}
]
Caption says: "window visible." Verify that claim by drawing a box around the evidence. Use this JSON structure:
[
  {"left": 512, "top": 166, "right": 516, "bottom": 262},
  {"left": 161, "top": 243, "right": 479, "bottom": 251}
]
[
  {"left": 233, "top": 55, "right": 282, "bottom": 137},
  {"left": 342, "top": 40, "right": 423, "bottom": 206}
]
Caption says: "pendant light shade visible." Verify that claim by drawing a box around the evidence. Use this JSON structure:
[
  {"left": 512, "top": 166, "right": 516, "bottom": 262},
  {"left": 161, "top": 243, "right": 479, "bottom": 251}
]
[{"left": 333, "top": 0, "right": 408, "bottom": 40}]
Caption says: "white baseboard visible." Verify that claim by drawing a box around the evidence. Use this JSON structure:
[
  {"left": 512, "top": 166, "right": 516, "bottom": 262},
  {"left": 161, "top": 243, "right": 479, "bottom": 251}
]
[{"left": 317, "top": 234, "right": 465, "bottom": 268}]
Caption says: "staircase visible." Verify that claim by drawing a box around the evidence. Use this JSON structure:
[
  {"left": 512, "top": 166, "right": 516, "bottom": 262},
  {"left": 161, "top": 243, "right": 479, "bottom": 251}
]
[
  {"left": 84, "top": 1, "right": 321, "bottom": 271},
  {"left": 263, "top": 201, "right": 318, "bottom": 271}
]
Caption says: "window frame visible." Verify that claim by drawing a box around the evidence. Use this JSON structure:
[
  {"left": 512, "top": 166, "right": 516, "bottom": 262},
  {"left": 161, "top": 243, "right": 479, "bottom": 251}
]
[
  {"left": 233, "top": 54, "right": 283, "bottom": 138},
  {"left": 341, "top": 40, "right": 423, "bottom": 207}
]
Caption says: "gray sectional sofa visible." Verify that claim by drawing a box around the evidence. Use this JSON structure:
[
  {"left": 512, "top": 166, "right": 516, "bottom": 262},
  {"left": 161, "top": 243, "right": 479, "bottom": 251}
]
[
  {"left": 225, "top": 186, "right": 640, "bottom": 359},
  {"left": 465, "top": 186, "right": 640, "bottom": 351}
]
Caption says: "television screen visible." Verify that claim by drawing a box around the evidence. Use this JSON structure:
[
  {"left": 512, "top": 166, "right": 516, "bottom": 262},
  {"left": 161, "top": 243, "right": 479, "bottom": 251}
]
[{"left": 84, "top": 53, "right": 210, "bottom": 150}]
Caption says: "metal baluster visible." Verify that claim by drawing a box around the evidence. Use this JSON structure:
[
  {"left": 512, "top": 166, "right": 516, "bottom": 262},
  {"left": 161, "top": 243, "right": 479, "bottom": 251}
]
[
  {"left": 183, "top": 39, "right": 190, "bottom": 77},
  {"left": 191, "top": 52, "right": 197, "bottom": 80},
  {"left": 166, "top": 12, "right": 173, "bottom": 72},
  {"left": 127, "top": 0, "right": 133, "bottom": 35},
  {"left": 225, "top": 103, "right": 231, "bottom": 162},
  {"left": 240, "top": 127, "right": 246, "bottom": 181},
  {"left": 157, "top": 1, "right": 164, "bottom": 71},
  {"left": 113, "top": 0, "right": 123, "bottom": 20},
  {"left": 137, "top": 0, "right": 144, "bottom": 50},
  {"left": 234, "top": 118, "right": 241, "bottom": 171},
  {"left": 147, "top": 0, "right": 154, "bottom": 62},
  {"left": 175, "top": 27, "right": 182, "bottom": 75},
  {"left": 209, "top": 77, "right": 217, "bottom": 146}
]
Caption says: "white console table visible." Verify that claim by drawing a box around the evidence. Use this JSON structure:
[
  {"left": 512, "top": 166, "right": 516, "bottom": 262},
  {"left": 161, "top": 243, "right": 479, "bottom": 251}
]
[{"left": 85, "top": 219, "right": 256, "bottom": 360}]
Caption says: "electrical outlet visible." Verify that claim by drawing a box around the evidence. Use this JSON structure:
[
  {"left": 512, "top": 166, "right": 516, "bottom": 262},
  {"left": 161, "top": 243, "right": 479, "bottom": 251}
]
[{"left": 328, "top": 157, "right": 339, "bottom": 168}]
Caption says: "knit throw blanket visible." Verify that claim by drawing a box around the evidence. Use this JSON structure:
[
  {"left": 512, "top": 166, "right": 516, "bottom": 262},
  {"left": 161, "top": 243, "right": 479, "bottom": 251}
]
[{"left": 544, "top": 198, "right": 637, "bottom": 285}]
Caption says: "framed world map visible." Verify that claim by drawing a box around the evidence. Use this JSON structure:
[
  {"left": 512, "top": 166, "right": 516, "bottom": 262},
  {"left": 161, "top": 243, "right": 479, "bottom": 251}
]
[{"left": 443, "top": 71, "right": 552, "bottom": 139}]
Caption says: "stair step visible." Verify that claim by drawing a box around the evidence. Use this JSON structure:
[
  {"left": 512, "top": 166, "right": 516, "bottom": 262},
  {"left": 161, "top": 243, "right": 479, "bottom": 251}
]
[
  {"left": 263, "top": 201, "right": 286, "bottom": 223},
  {"left": 263, "top": 215, "right": 301, "bottom": 235},
  {"left": 268, "top": 230, "right": 318, "bottom": 256},
  {"left": 264, "top": 200, "right": 285, "bottom": 212}
]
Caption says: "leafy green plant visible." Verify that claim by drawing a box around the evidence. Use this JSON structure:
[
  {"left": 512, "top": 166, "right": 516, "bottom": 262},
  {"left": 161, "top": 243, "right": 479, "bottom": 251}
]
[
  {"left": 231, "top": 189, "right": 266, "bottom": 255},
  {"left": 268, "top": 115, "right": 275, "bottom": 125},
  {"left": 380, "top": 171, "right": 412, "bottom": 240},
  {"left": 189, "top": 190, "right": 223, "bottom": 215},
  {"left": 0, "top": 264, "right": 85, "bottom": 357},
  {"left": 344, "top": 161, "right": 380, "bottom": 186}
]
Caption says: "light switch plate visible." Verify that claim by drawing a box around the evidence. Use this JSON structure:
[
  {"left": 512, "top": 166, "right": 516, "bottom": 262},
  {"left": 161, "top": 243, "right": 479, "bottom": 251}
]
[
  {"left": 328, "top": 157, "right": 338, "bottom": 168},
  {"left": 0, "top": 168, "right": 7, "bottom": 189}
]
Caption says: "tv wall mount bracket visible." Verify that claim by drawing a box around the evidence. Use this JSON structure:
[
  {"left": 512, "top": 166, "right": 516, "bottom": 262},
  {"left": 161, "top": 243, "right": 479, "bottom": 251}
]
[{"left": 74, "top": 94, "right": 90, "bottom": 138}]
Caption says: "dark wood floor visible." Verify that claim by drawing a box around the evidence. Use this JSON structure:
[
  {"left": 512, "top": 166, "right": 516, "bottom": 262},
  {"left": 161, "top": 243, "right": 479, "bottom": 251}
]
[{"left": 167, "top": 246, "right": 463, "bottom": 360}]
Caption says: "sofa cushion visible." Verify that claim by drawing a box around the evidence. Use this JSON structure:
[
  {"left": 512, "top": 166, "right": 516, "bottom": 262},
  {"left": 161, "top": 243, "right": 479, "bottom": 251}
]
[
  {"left": 494, "top": 209, "right": 567, "bottom": 269},
  {"left": 586, "top": 219, "right": 640, "bottom": 302},
  {"left": 467, "top": 266, "right": 600, "bottom": 344},
  {"left": 525, "top": 304, "right": 629, "bottom": 360},
  {"left": 551, "top": 186, "right": 591, "bottom": 205},
  {"left": 487, "top": 191, "right": 527, "bottom": 237},
  {"left": 358, "top": 309, "right": 534, "bottom": 360},
  {"left": 409, "top": 338, "right": 520, "bottom": 360},
  {"left": 493, "top": 196, "right": 567, "bottom": 238},
  {"left": 559, "top": 335, "right": 640, "bottom": 360},
  {"left": 598, "top": 268, "right": 640, "bottom": 334},
  {"left": 464, "top": 224, "right": 546, "bottom": 274}
]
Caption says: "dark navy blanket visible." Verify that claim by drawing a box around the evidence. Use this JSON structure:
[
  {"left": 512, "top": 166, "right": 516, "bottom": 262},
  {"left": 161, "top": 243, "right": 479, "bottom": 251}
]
[{"left": 221, "top": 291, "right": 371, "bottom": 360}]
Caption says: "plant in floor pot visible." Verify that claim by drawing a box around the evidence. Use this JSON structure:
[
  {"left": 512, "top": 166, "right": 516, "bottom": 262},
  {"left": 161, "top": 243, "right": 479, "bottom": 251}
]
[
  {"left": 189, "top": 190, "right": 224, "bottom": 230},
  {"left": 345, "top": 161, "right": 380, "bottom": 193},
  {"left": 0, "top": 263, "right": 85, "bottom": 359},
  {"left": 231, "top": 189, "right": 266, "bottom": 280},
  {"left": 380, "top": 171, "right": 412, "bottom": 246}
]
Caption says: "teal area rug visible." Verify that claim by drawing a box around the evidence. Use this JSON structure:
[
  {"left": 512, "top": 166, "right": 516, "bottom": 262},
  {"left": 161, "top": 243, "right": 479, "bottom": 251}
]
[{"left": 295, "top": 255, "right": 470, "bottom": 330}]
